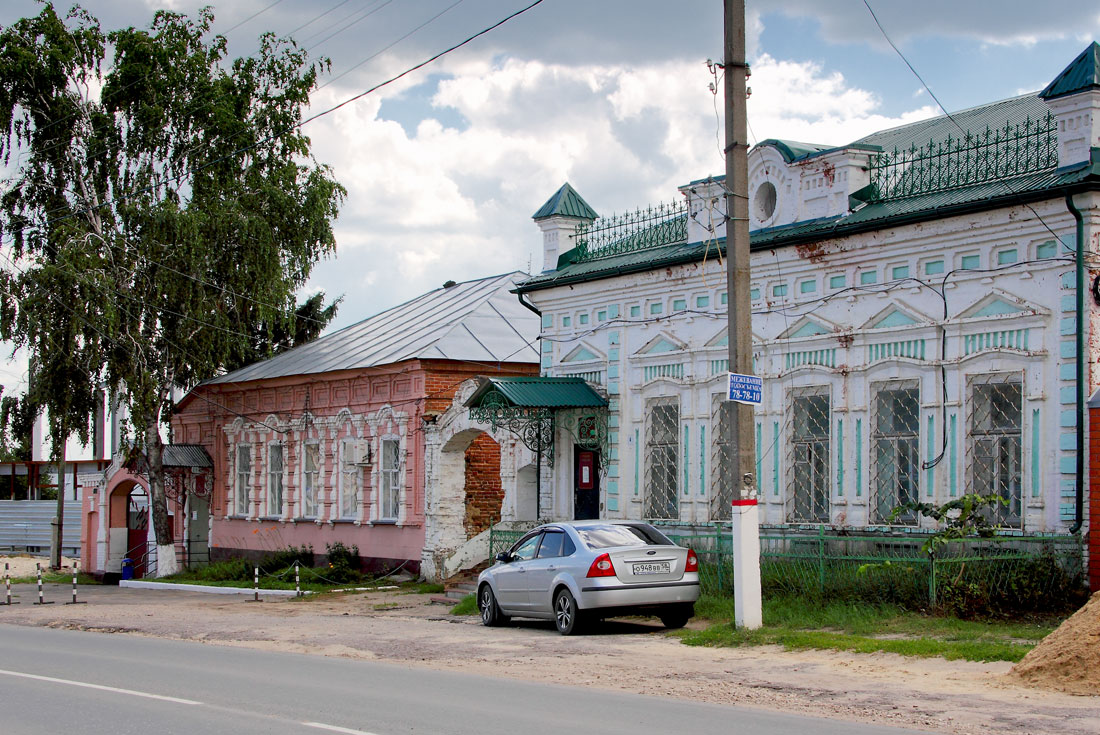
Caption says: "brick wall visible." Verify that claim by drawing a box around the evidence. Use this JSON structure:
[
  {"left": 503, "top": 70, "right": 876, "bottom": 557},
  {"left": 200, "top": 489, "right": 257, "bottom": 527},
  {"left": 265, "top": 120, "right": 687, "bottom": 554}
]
[
  {"left": 463, "top": 432, "right": 504, "bottom": 539},
  {"left": 1090, "top": 406, "right": 1100, "bottom": 591}
]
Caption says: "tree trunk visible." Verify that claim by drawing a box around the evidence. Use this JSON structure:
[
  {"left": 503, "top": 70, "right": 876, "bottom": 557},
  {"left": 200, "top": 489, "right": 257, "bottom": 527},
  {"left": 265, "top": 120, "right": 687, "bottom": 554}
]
[
  {"left": 49, "top": 439, "right": 67, "bottom": 570},
  {"left": 145, "top": 422, "right": 179, "bottom": 577}
]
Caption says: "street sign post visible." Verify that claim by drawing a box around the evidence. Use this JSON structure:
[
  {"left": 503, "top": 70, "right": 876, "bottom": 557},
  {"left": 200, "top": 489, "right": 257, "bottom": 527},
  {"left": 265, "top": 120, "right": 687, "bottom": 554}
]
[{"left": 727, "top": 372, "right": 762, "bottom": 406}]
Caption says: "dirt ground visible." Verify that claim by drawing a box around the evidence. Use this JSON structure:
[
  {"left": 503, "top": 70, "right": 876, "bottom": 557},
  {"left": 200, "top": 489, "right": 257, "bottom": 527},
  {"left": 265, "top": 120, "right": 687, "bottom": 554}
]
[{"left": 1, "top": 575, "right": 1097, "bottom": 735}]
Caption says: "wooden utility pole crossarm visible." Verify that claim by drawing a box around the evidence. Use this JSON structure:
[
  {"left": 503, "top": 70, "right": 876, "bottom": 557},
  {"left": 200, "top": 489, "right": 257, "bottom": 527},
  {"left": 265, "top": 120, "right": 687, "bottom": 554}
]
[{"left": 724, "top": 0, "right": 762, "bottom": 629}]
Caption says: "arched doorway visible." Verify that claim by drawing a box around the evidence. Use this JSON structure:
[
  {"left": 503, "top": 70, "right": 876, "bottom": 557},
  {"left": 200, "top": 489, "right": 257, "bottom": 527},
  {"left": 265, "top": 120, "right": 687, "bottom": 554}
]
[{"left": 102, "top": 473, "right": 150, "bottom": 579}]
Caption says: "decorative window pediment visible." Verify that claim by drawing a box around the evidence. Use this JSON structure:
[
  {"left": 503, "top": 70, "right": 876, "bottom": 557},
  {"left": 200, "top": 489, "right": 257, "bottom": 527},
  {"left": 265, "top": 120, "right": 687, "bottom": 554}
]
[
  {"left": 779, "top": 317, "right": 833, "bottom": 340},
  {"left": 862, "top": 304, "right": 929, "bottom": 330},
  {"left": 562, "top": 343, "right": 603, "bottom": 363},
  {"left": 959, "top": 292, "right": 1037, "bottom": 320},
  {"left": 636, "top": 333, "right": 686, "bottom": 356}
]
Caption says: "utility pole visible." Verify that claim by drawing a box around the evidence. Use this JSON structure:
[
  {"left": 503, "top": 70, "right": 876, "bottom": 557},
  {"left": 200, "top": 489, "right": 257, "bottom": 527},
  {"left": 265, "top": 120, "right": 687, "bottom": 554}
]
[{"left": 724, "top": 0, "right": 762, "bottom": 629}]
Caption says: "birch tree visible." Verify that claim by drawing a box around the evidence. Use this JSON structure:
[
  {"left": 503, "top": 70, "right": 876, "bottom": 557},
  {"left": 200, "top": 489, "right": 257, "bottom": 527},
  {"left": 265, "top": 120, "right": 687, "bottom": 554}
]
[{"left": 0, "top": 3, "right": 345, "bottom": 575}]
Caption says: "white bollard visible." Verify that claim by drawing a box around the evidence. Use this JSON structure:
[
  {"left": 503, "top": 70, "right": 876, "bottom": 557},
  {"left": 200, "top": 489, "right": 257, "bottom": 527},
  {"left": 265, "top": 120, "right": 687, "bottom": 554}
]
[
  {"left": 65, "top": 561, "right": 86, "bottom": 605},
  {"left": 2, "top": 562, "right": 17, "bottom": 605},
  {"left": 33, "top": 563, "right": 54, "bottom": 605},
  {"left": 295, "top": 562, "right": 300, "bottom": 598}
]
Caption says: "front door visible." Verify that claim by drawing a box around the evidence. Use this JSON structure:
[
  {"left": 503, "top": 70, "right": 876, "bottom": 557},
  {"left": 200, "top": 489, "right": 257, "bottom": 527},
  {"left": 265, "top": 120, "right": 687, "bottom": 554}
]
[
  {"left": 187, "top": 489, "right": 210, "bottom": 566},
  {"left": 573, "top": 447, "right": 599, "bottom": 520}
]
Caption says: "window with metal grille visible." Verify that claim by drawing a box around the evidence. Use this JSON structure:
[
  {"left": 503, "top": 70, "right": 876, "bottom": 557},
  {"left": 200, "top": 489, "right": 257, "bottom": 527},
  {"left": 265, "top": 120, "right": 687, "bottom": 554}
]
[
  {"left": 870, "top": 381, "right": 920, "bottom": 524},
  {"left": 339, "top": 439, "right": 359, "bottom": 519},
  {"left": 381, "top": 439, "right": 401, "bottom": 520},
  {"left": 267, "top": 444, "right": 284, "bottom": 516},
  {"left": 236, "top": 444, "right": 251, "bottom": 516},
  {"left": 710, "top": 395, "right": 734, "bottom": 521},
  {"left": 787, "top": 387, "right": 830, "bottom": 523},
  {"left": 644, "top": 397, "right": 679, "bottom": 519},
  {"left": 302, "top": 442, "right": 320, "bottom": 518},
  {"left": 968, "top": 374, "right": 1023, "bottom": 527}
]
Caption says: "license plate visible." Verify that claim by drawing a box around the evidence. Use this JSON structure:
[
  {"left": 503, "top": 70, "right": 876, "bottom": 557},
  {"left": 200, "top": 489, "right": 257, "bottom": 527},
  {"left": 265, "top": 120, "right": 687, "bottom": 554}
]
[{"left": 632, "top": 561, "right": 670, "bottom": 575}]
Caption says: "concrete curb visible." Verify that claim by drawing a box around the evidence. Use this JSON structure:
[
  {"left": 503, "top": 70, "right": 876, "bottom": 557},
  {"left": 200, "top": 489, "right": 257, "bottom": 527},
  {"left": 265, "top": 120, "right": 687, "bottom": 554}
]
[{"left": 119, "top": 580, "right": 302, "bottom": 596}]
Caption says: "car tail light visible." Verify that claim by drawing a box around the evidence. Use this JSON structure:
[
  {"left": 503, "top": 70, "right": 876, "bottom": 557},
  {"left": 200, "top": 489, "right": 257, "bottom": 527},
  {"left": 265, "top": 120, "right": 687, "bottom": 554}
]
[
  {"left": 685, "top": 549, "right": 698, "bottom": 572},
  {"left": 586, "top": 552, "right": 616, "bottom": 578}
]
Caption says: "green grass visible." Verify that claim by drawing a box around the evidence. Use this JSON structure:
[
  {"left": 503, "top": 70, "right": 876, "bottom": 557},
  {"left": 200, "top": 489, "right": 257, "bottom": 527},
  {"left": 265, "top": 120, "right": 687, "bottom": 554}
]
[
  {"left": 451, "top": 593, "right": 477, "bottom": 616},
  {"left": 398, "top": 581, "right": 444, "bottom": 595},
  {"left": 680, "top": 593, "right": 1058, "bottom": 663}
]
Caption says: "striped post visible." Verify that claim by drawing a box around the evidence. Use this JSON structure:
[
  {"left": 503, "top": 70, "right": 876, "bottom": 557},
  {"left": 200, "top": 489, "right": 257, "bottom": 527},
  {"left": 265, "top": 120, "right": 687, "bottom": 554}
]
[
  {"left": 295, "top": 563, "right": 300, "bottom": 598},
  {"left": 3, "top": 562, "right": 16, "bottom": 605},
  {"left": 252, "top": 566, "right": 259, "bottom": 602},
  {"left": 33, "top": 563, "right": 53, "bottom": 605},
  {"left": 65, "top": 561, "right": 86, "bottom": 605}
]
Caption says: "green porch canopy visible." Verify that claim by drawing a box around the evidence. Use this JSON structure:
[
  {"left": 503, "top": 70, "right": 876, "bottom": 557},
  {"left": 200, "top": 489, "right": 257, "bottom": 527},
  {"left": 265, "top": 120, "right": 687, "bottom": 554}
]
[
  {"left": 464, "top": 376, "right": 607, "bottom": 410},
  {"left": 466, "top": 377, "right": 608, "bottom": 520}
]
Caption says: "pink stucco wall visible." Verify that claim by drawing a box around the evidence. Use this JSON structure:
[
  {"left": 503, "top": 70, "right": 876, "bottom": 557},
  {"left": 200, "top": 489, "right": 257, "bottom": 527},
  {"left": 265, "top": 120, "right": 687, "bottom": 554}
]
[{"left": 172, "top": 359, "right": 536, "bottom": 571}]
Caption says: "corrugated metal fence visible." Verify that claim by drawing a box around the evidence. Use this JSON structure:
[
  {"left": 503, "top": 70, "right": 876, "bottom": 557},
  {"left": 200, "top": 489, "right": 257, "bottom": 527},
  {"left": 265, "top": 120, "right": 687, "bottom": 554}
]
[{"left": 0, "top": 501, "right": 82, "bottom": 556}]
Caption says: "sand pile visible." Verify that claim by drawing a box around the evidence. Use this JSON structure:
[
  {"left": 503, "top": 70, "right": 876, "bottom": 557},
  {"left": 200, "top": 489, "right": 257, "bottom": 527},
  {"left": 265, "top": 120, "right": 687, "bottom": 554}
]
[
  {"left": 0, "top": 554, "right": 78, "bottom": 578},
  {"left": 1009, "top": 591, "right": 1100, "bottom": 696}
]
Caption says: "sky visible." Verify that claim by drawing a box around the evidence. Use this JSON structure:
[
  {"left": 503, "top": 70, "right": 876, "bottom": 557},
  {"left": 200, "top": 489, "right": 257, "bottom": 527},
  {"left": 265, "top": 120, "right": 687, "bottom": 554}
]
[{"left": 0, "top": 0, "right": 1097, "bottom": 393}]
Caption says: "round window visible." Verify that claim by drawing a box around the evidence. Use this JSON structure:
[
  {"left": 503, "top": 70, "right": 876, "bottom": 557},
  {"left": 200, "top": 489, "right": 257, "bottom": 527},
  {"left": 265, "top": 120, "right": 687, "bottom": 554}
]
[{"left": 754, "top": 181, "right": 777, "bottom": 222}]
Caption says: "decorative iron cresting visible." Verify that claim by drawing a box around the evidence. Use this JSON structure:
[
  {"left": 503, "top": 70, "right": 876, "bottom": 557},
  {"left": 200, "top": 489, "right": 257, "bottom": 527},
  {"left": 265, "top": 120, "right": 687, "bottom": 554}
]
[
  {"left": 573, "top": 200, "right": 688, "bottom": 262},
  {"left": 469, "top": 390, "right": 557, "bottom": 466},
  {"left": 557, "top": 408, "right": 610, "bottom": 469},
  {"left": 867, "top": 113, "right": 1058, "bottom": 201}
]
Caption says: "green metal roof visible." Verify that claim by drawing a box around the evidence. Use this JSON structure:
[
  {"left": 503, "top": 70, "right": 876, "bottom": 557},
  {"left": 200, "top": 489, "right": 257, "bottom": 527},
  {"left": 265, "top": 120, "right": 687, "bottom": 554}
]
[
  {"left": 465, "top": 377, "right": 607, "bottom": 409},
  {"left": 517, "top": 151, "right": 1100, "bottom": 294},
  {"left": 757, "top": 139, "right": 835, "bottom": 162},
  {"left": 1040, "top": 42, "right": 1100, "bottom": 101},
  {"left": 532, "top": 183, "right": 599, "bottom": 221}
]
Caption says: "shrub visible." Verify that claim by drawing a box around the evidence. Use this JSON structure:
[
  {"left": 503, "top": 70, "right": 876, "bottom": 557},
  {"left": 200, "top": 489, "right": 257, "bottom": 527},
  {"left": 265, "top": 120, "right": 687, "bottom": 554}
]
[
  {"left": 261, "top": 544, "right": 313, "bottom": 572},
  {"left": 321, "top": 542, "right": 362, "bottom": 584}
]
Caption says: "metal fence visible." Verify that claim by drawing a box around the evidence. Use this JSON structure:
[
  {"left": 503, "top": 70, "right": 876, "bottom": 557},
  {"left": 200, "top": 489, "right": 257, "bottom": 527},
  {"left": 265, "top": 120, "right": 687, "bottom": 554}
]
[
  {"left": 0, "top": 500, "right": 82, "bottom": 556},
  {"left": 487, "top": 524, "right": 1084, "bottom": 612}
]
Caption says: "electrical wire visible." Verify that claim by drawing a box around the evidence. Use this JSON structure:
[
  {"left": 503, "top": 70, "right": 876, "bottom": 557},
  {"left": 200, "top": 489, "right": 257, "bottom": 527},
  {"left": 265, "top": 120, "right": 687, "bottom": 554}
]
[{"left": 0, "top": 0, "right": 548, "bottom": 246}]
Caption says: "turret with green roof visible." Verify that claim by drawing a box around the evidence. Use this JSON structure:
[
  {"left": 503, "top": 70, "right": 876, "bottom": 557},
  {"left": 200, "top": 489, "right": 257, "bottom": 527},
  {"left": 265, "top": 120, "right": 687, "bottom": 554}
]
[{"left": 532, "top": 182, "right": 598, "bottom": 272}]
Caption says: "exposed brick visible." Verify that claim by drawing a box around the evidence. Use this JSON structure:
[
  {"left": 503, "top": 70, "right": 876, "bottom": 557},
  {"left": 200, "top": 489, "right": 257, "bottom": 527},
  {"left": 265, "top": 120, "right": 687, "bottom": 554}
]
[{"left": 463, "top": 433, "right": 504, "bottom": 539}]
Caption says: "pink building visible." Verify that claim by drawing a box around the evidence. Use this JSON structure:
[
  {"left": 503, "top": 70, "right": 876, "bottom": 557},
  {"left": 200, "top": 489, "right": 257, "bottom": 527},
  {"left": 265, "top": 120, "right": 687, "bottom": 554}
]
[{"left": 84, "top": 273, "right": 539, "bottom": 577}]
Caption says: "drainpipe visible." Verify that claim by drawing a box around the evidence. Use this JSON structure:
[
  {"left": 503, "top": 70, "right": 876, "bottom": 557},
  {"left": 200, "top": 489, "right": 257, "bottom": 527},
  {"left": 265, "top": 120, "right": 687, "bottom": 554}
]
[
  {"left": 1065, "top": 192, "right": 1085, "bottom": 535},
  {"left": 516, "top": 292, "right": 541, "bottom": 317},
  {"left": 517, "top": 290, "right": 544, "bottom": 520}
]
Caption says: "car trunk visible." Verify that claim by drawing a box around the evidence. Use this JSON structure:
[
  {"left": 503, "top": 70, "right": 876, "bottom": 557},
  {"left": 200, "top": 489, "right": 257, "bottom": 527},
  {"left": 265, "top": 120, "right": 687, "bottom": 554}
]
[{"left": 606, "top": 545, "right": 688, "bottom": 584}]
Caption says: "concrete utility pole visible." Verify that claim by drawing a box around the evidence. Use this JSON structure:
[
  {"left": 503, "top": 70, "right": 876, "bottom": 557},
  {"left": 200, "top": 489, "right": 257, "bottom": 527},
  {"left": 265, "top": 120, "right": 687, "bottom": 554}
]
[{"left": 724, "top": 0, "right": 762, "bottom": 629}]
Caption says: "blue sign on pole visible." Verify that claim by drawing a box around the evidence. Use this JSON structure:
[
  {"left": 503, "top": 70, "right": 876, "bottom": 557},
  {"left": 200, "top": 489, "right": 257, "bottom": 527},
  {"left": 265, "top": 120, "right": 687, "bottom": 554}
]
[{"left": 727, "top": 372, "right": 762, "bottom": 405}]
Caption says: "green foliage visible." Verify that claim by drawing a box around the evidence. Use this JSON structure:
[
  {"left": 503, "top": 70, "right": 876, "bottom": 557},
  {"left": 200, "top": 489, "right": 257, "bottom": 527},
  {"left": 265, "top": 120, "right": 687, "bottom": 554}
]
[
  {"left": 185, "top": 558, "right": 253, "bottom": 582},
  {"left": 0, "top": 388, "right": 35, "bottom": 463},
  {"left": 680, "top": 592, "right": 1053, "bottom": 663},
  {"left": 260, "top": 544, "right": 313, "bottom": 572},
  {"left": 0, "top": 3, "right": 345, "bottom": 549},
  {"left": 890, "top": 493, "right": 1007, "bottom": 554},
  {"left": 321, "top": 542, "right": 362, "bottom": 584},
  {"left": 451, "top": 593, "right": 478, "bottom": 616}
]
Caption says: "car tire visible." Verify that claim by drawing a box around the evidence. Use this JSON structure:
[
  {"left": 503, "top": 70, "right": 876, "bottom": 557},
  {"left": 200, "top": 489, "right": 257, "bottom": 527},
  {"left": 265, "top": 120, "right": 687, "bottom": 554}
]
[
  {"left": 478, "top": 584, "right": 508, "bottom": 627},
  {"left": 659, "top": 604, "right": 693, "bottom": 629},
  {"left": 554, "top": 588, "right": 584, "bottom": 636}
]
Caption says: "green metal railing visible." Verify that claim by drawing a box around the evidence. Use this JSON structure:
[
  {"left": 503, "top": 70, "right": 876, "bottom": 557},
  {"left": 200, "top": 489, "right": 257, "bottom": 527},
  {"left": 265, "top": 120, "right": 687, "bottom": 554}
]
[
  {"left": 573, "top": 201, "right": 687, "bottom": 262},
  {"left": 487, "top": 524, "right": 1083, "bottom": 612},
  {"left": 867, "top": 112, "right": 1058, "bottom": 201}
]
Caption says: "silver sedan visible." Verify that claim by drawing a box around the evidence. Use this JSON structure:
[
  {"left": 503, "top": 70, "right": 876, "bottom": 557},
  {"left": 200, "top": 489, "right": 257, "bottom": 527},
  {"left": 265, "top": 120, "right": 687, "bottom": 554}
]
[{"left": 476, "top": 521, "right": 700, "bottom": 635}]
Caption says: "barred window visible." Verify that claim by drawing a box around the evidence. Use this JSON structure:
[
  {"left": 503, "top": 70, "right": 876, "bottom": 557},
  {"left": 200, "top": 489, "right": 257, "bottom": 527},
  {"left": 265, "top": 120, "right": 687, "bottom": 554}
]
[
  {"left": 267, "top": 444, "right": 284, "bottom": 516},
  {"left": 236, "top": 444, "right": 251, "bottom": 516},
  {"left": 381, "top": 439, "right": 401, "bottom": 520},
  {"left": 968, "top": 374, "right": 1023, "bottom": 527},
  {"left": 302, "top": 442, "right": 320, "bottom": 518},
  {"left": 339, "top": 439, "right": 359, "bottom": 519},
  {"left": 787, "top": 387, "right": 830, "bottom": 523},
  {"left": 644, "top": 397, "right": 679, "bottom": 520},
  {"left": 710, "top": 395, "right": 734, "bottom": 521},
  {"left": 871, "top": 381, "right": 920, "bottom": 525}
]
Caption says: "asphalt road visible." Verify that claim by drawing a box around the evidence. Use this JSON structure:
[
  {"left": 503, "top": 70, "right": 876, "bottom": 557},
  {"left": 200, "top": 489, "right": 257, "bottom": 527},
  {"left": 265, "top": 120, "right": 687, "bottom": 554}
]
[{"left": 0, "top": 624, "right": 933, "bottom": 735}]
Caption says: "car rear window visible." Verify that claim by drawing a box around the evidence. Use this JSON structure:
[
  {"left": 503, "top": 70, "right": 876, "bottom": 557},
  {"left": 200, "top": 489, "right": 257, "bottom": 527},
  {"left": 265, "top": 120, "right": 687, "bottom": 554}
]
[{"left": 575, "top": 524, "right": 673, "bottom": 550}]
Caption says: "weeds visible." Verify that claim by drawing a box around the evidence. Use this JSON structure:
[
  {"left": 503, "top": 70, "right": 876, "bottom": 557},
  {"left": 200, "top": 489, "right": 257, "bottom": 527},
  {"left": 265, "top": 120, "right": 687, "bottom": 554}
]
[{"left": 683, "top": 592, "right": 1059, "bottom": 663}]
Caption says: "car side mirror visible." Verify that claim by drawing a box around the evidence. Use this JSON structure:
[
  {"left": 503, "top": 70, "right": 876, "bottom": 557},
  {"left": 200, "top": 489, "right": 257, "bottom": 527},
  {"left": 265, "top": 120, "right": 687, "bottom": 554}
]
[{"left": 495, "top": 552, "right": 513, "bottom": 563}]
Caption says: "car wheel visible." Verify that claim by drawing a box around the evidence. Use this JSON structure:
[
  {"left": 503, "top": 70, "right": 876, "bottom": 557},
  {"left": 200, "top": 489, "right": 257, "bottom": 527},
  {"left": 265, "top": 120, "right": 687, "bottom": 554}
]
[
  {"left": 659, "top": 604, "right": 693, "bottom": 629},
  {"left": 554, "top": 588, "right": 583, "bottom": 635},
  {"left": 478, "top": 584, "right": 508, "bottom": 627}
]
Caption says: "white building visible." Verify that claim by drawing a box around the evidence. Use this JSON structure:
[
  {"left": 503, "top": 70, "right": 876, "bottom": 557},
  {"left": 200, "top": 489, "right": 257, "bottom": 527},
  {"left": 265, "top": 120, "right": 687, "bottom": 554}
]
[{"left": 516, "top": 43, "right": 1100, "bottom": 536}]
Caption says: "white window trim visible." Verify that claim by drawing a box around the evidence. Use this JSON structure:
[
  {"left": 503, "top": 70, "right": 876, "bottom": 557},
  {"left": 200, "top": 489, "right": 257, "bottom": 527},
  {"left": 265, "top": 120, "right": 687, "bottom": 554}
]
[
  {"left": 267, "top": 442, "right": 285, "bottom": 518},
  {"left": 301, "top": 440, "right": 322, "bottom": 520}
]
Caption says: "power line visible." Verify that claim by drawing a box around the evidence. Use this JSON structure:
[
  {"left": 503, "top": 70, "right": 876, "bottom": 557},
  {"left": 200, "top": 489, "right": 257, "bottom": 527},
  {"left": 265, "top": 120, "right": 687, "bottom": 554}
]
[
  {"left": 1, "top": 0, "right": 547, "bottom": 245},
  {"left": 860, "top": 0, "right": 1065, "bottom": 244}
]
